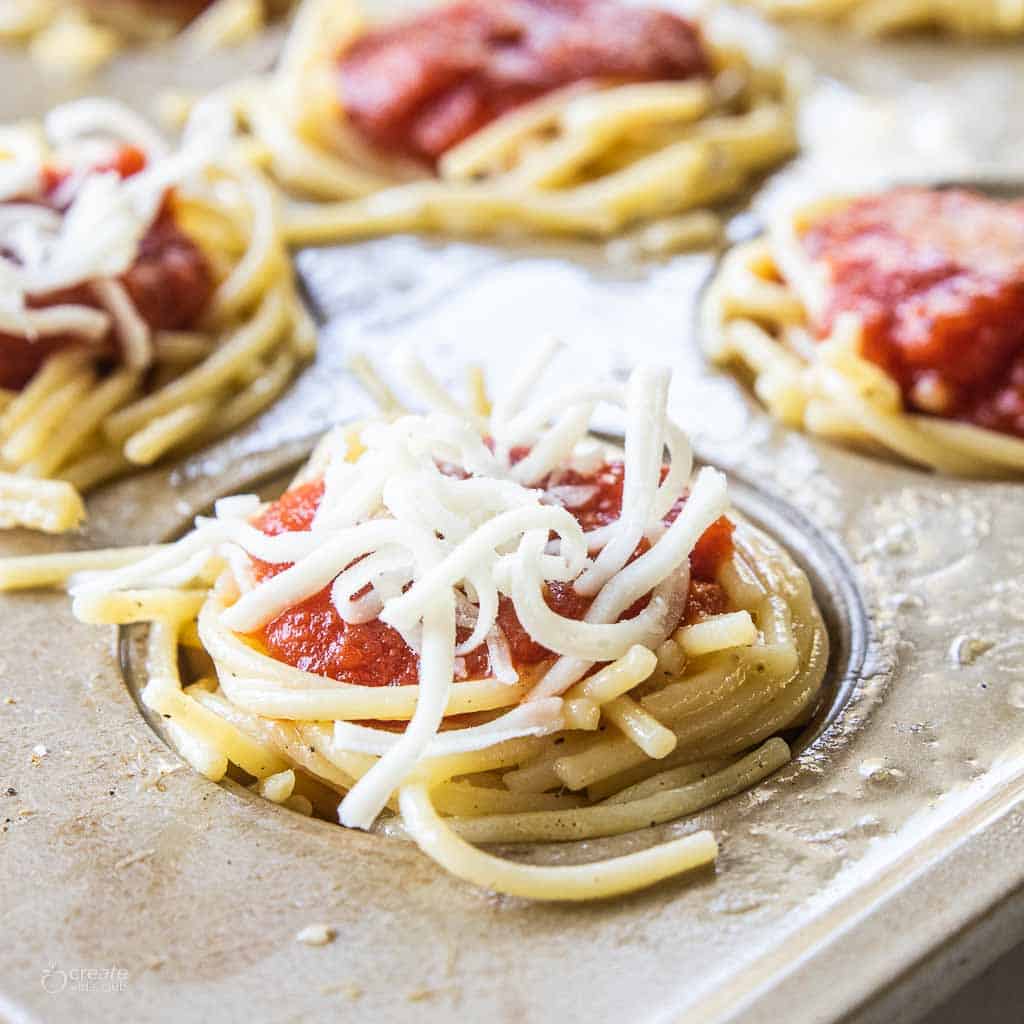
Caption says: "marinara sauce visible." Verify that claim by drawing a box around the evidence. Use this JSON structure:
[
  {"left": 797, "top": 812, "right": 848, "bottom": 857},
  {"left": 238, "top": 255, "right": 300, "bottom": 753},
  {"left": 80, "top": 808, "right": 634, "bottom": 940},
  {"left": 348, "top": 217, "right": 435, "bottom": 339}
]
[
  {"left": 0, "top": 147, "right": 214, "bottom": 390},
  {"left": 246, "top": 460, "right": 735, "bottom": 687},
  {"left": 802, "top": 188, "right": 1024, "bottom": 438},
  {"left": 336, "top": 0, "right": 710, "bottom": 165}
]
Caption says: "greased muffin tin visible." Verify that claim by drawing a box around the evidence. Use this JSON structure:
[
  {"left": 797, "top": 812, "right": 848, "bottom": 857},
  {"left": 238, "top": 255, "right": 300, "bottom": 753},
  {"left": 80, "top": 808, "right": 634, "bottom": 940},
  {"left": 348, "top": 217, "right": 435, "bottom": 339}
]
[{"left": 2, "top": 8, "right": 1024, "bottom": 1024}]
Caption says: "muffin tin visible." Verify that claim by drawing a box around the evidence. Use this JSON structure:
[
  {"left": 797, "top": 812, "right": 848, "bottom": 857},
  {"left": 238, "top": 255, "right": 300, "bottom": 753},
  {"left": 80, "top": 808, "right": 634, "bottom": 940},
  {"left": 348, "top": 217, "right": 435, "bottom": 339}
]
[{"left": 2, "top": 8, "right": 1024, "bottom": 1024}]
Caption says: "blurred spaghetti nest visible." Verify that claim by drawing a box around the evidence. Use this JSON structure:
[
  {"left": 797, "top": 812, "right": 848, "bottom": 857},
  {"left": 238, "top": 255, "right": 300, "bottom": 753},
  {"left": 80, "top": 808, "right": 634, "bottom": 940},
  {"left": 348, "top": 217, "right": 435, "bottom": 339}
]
[
  {"left": 191, "top": 0, "right": 799, "bottom": 255},
  {"left": 702, "top": 194, "right": 1024, "bottom": 476},
  {"left": 0, "top": 99, "right": 314, "bottom": 532},
  {"left": 734, "top": 0, "right": 1024, "bottom": 37},
  {"left": 0, "top": 0, "right": 294, "bottom": 77}
]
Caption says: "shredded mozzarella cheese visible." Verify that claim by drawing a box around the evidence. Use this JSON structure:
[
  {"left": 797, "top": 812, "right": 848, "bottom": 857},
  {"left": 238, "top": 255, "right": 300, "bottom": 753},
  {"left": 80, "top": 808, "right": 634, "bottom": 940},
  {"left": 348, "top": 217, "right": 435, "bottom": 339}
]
[
  {"left": 91, "top": 278, "right": 152, "bottom": 368},
  {"left": 44, "top": 98, "right": 170, "bottom": 158},
  {"left": 332, "top": 698, "right": 565, "bottom": 758},
  {"left": 71, "top": 348, "right": 735, "bottom": 831},
  {"left": 573, "top": 365, "right": 668, "bottom": 596},
  {"left": 1, "top": 97, "right": 231, "bottom": 365}
]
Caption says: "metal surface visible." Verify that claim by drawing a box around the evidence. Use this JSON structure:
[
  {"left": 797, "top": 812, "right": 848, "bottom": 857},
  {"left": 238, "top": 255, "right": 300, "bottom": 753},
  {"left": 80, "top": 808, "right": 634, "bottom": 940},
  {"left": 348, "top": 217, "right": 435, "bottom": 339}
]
[{"left": 2, "top": 7, "right": 1024, "bottom": 1024}]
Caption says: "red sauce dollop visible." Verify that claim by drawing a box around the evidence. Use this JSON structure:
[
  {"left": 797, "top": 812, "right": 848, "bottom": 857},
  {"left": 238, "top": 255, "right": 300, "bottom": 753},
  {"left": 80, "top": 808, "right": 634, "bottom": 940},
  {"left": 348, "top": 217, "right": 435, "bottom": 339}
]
[
  {"left": 336, "top": 0, "right": 710, "bottom": 165},
  {"left": 0, "top": 148, "right": 214, "bottom": 391},
  {"left": 802, "top": 188, "right": 1024, "bottom": 438},
  {"left": 246, "top": 460, "right": 734, "bottom": 687}
]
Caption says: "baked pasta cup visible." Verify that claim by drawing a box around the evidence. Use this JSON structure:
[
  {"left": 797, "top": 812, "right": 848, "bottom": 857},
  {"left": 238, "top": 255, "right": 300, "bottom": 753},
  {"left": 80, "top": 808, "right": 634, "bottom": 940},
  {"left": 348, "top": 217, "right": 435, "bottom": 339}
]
[
  {"left": 0, "top": 0, "right": 294, "bottom": 77},
  {"left": 736, "top": 0, "right": 1024, "bottom": 36},
  {"left": 0, "top": 99, "right": 314, "bottom": 532},
  {"left": 214, "top": 0, "right": 798, "bottom": 250},
  {"left": 0, "top": 352, "right": 828, "bottom": 901},
  {"left": 702, "top": 187, "right": 1024, "bottom": 476}
]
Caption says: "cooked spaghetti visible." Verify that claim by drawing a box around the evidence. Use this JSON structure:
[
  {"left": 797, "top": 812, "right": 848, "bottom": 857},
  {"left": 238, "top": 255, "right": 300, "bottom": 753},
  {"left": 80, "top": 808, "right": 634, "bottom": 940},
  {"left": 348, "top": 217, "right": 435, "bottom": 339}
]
[
  {"left": 702, "top": 187, "right": 1024, "bottom": 476},
  {"left": 0, "top": 98, "right": 313, "bottom": 532},
  {"left": 206, "top": 0, "right": 797, "bottom": 248},
  {"left": 0, "top": 350, "right": 828, "bottom": 900},
  {"left": 736, "top": 0, "right": 1024, "bottom": 36},
  {"left": 0, "top": 0, "right": 293, "bottom": 77}
]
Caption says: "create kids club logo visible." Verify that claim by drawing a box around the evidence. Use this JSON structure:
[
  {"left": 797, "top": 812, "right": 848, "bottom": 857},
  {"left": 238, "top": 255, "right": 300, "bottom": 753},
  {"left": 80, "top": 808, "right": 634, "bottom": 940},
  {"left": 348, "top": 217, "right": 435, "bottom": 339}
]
[
  {"left": 40, "top": 966, "right": 66, "bottom": 994},
  {"left": 41, "top": 963, "right": 128, "bottom": 994}
]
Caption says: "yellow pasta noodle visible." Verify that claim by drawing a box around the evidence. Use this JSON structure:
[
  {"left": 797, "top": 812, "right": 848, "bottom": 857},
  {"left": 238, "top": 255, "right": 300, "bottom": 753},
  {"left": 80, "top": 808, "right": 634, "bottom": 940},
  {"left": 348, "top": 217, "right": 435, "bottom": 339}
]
[{"left": 737, "top": 0, "right": 1024, "bottom": 36}]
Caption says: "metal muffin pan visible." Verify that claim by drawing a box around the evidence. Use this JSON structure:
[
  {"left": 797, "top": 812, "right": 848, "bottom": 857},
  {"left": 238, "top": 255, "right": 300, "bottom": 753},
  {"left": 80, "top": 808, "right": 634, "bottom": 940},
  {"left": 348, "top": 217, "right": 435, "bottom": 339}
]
[{"left": 2, "top": 7, "right": 1024, "bottom": 1024}]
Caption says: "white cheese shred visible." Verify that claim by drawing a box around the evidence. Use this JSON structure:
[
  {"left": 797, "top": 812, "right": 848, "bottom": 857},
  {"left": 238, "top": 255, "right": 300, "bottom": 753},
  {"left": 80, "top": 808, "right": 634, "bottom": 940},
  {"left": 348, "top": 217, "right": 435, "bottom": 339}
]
[
  {"left": 1, "top": 97, "right": 230, "bottom": 357},
  {"left": 72, "top": 346, "right": 735, "bottom": 838}
]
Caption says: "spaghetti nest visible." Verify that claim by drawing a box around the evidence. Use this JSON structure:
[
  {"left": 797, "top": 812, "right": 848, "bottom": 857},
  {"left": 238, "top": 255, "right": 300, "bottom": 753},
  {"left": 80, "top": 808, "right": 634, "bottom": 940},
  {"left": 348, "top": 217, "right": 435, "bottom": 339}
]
[
  {"left": 702, "top": 193, "right": 1024, "bottom": 476},
  {"left": 0, "top": 0, "right": 293, "bottom": 76},
  {"left": 0, "top": 98, "right": 314, "bottom": 533},
  {"left": 0, "top": 349, "right": 829, "bottom": 901},
  {"left": 208, "top": 0, "right": 798, "bottom": 252},
  {"left": 736, "top": 0, "right": 1024, "bottom": 36}
]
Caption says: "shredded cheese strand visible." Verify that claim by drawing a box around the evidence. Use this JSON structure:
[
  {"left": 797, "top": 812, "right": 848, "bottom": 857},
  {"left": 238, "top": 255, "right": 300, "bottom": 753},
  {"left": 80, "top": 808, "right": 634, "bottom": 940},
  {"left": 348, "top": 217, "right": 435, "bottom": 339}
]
[{"left": 71, "top": 348, "right": 735, "bottom": 831}]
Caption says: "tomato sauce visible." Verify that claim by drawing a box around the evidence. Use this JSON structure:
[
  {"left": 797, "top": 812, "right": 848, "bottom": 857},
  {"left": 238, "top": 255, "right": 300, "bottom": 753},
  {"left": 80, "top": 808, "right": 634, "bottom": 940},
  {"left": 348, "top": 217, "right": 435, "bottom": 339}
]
[
  {"left": 40, "top": 144, "right": 147, "bottom": 194},
  {"left": 247, "top": 460, "right": 735, "bottom": 687},
  {"left": 336, "top": 0, "right": 710, "bottom": 165},
  {"left": 0, "top": 148, "right": 213, "bottom": 391},
  {"left": 802, "top": 188, "right": 1024, "bottom": 438}
]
